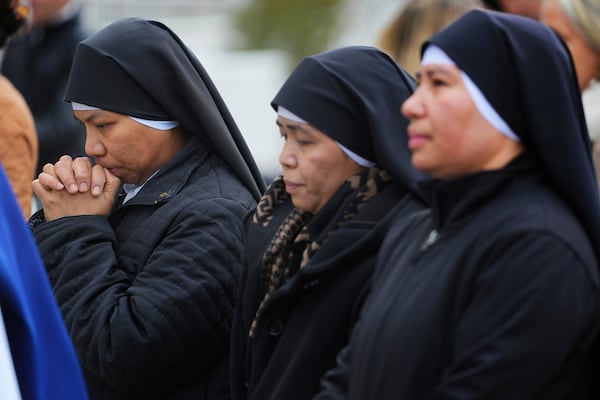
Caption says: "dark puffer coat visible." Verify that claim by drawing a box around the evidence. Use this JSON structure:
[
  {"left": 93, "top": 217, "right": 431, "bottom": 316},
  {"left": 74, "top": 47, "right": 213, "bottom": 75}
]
[{"left": 31, "top": 139, "right": 256, "bottom": 399}]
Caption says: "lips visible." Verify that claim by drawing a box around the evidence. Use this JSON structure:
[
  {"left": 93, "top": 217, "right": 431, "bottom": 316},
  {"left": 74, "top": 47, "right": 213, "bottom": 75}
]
[
  {"left": 97, "top": 163, "right": 120, "bottom": 177},
  {"left": 284, "top": 179, "right": 301, "bottom": 193},
  {"left": 408, "top": 135, "right": 428, "bottom": 149},
  {"left": 407, "top": 127, "right": 429, "bottom": 150}
]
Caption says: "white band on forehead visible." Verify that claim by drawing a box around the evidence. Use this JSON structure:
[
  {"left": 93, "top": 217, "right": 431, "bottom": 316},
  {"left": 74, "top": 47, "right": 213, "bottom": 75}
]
[
  {"left": 128, "top": 117, "right": 179, "bottom": 130},
  {"left": 71, "top": 101, "right": 180, "bottom": 131},
  {"left": 422, "top": 46, "right": 520, "bottom": 142},
  {"left": 277, "top": 105, "right": 307, "bottom": 124},
  {"left": 277, "top": 106, "right": 375, "bottom": 167},
  {"left": 72, "top": 101, "right": 100, "bottom": 111},
  {"left": 337, "top": 142, "right": 375, "bottom": 168}
]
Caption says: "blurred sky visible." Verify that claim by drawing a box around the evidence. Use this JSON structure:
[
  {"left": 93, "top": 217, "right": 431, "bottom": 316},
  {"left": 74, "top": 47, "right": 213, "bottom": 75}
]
[{"left": 79, "top": 0, "right": 404, "bottom": 178}]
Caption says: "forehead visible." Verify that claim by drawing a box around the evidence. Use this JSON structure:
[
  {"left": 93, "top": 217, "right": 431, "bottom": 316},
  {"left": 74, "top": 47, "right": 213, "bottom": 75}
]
[
  {"left": 277, "top": 115, "right": 307, "bottom": 127},
  {"left": 73, "top": 109, "right": 123, "bottom": 121},
  {"left": 276, "top": 116, "right": 322, "bottom": 137},
  {"left": 276, "top": 115, "right": 341, "bottom": 146},
  {"left": 416, "top": 64, "right": 462, "bottom": 80}
]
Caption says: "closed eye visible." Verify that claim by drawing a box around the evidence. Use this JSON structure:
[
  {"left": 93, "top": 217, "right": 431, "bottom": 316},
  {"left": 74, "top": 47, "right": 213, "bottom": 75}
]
[{"left": 95, "top": 122, "right": 113, "bottom": 130}]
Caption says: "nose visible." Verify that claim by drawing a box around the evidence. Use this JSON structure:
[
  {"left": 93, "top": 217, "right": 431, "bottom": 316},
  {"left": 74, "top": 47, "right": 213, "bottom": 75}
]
[
  {"left": 84, "top": 129, "right": 106, "bottom": 157},
  {"left": 401, "top": 89, "right": 425, "bottom": 120},
  {"left": 278, "top": 141, "right": 297, "bottom": 170}
]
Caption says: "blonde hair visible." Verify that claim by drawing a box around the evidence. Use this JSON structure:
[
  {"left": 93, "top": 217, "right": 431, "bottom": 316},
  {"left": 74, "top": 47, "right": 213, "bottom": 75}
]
[
  {"left": 559, "top": 0, "right": 600, "bottom": 52},
  {"left": 378, "top": 0, "right": 483, "bottom": 75}
]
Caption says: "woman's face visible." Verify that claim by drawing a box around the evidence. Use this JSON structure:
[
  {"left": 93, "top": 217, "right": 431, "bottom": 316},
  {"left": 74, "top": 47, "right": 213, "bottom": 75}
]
[
  {"left": 277, "top": 116, "right": 365, "bottom": 214},
  {"left": 74, "top": 109, "right": 188, "bottom": 185},
  {"left": 401, "top": 63, "right": 523, "bottom": 179},
  {"left": 541, "top": 0, "right": 600, "bottom": 90}
]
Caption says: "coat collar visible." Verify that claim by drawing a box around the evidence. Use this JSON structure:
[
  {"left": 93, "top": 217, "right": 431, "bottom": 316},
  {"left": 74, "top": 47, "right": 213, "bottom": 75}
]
[
  {"left": 419, "top": 153, "right": 538, "bottom": 230},
  {"left": 115, "top": 137, "right": 209, "bottom": 207}
]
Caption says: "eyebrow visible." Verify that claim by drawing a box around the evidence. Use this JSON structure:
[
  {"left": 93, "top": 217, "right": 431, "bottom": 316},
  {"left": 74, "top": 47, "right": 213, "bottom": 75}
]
[
  {"left": 75, "top": 111, "right": 110, "bottom": 123},
  {"left": 415, "top": 66, "right": 454, "bottom": 81},
  {"left": 275, "top": 119, "right": 312, "bottom": 134}
]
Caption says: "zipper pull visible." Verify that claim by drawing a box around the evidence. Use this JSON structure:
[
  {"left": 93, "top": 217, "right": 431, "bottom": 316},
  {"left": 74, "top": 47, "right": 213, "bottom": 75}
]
[{"left": 421, "top": 229, "right": 439, "bottom": 251}]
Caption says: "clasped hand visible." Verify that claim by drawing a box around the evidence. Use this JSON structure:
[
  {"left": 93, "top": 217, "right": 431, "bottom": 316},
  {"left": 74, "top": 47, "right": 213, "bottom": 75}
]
[{"left": 32, "top": 155, "right": 121, "bottom": 221}]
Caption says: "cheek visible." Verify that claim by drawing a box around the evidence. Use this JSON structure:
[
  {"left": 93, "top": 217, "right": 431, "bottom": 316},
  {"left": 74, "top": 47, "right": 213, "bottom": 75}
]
[
  {"left": 108, "top": 136, "right": 142, "bottom": 163},
  {"left": 427, "top": 102, "right": 479, "bottom": 164},
  {"left": 302, "top": 160, "right": 330, "bottom": 193},
  {"left": 432, "top": 106, "right": 468, "bottom": 149},
  {"left": 301, "top": 153, "right": 344, "bottom": 195}
]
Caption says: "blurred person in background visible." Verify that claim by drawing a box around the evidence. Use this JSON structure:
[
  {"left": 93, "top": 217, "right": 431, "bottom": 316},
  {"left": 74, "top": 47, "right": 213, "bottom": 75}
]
[
  {"left": 30, "top": 17, "right": 264, "bottom": 399},
  {"left": 378, "top": 0, "right": 483, "bottom": 76},
  {"left": 0, "top": 0, "right": 37, "bottom": 218},
  {"left": 540, "top": 0, "right": 600, "bottom": 185},
  {"left": 481, "top": 0, "right": 542, "bottom": 18},
  {"left": 1, "top": 0, "right": 87, "bottom": 181}
]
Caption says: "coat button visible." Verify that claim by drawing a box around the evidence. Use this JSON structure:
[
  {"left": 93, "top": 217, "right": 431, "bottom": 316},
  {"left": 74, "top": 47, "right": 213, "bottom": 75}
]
[{"left": 267, "top": 319, "right": 284, "bottom": 336}]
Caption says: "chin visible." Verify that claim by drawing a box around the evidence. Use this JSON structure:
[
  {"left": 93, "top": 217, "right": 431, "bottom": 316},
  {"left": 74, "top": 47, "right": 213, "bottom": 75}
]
[
  {"left": 290, "top": 197, "right": 302, "bottom": 209},
  {"left": 291, "top": 199, "right": 311, "bottom": 214}
]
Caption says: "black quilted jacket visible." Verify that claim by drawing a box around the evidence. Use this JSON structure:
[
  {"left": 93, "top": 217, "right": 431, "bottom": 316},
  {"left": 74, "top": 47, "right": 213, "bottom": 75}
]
[{"left": 31, "top": 139, "right": 256, "bottom": 399}]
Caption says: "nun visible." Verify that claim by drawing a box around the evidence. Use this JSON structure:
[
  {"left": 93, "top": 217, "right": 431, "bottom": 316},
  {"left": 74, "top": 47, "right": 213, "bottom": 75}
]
[
  {"left": 230, "top": 46, "right": 427, "bottom": 400},
  {"left": 316, "top": 10, "right": 600, "bottom": 399},
  {"left": 30, "top": 18, "right": 264, "bottom": 399}
]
